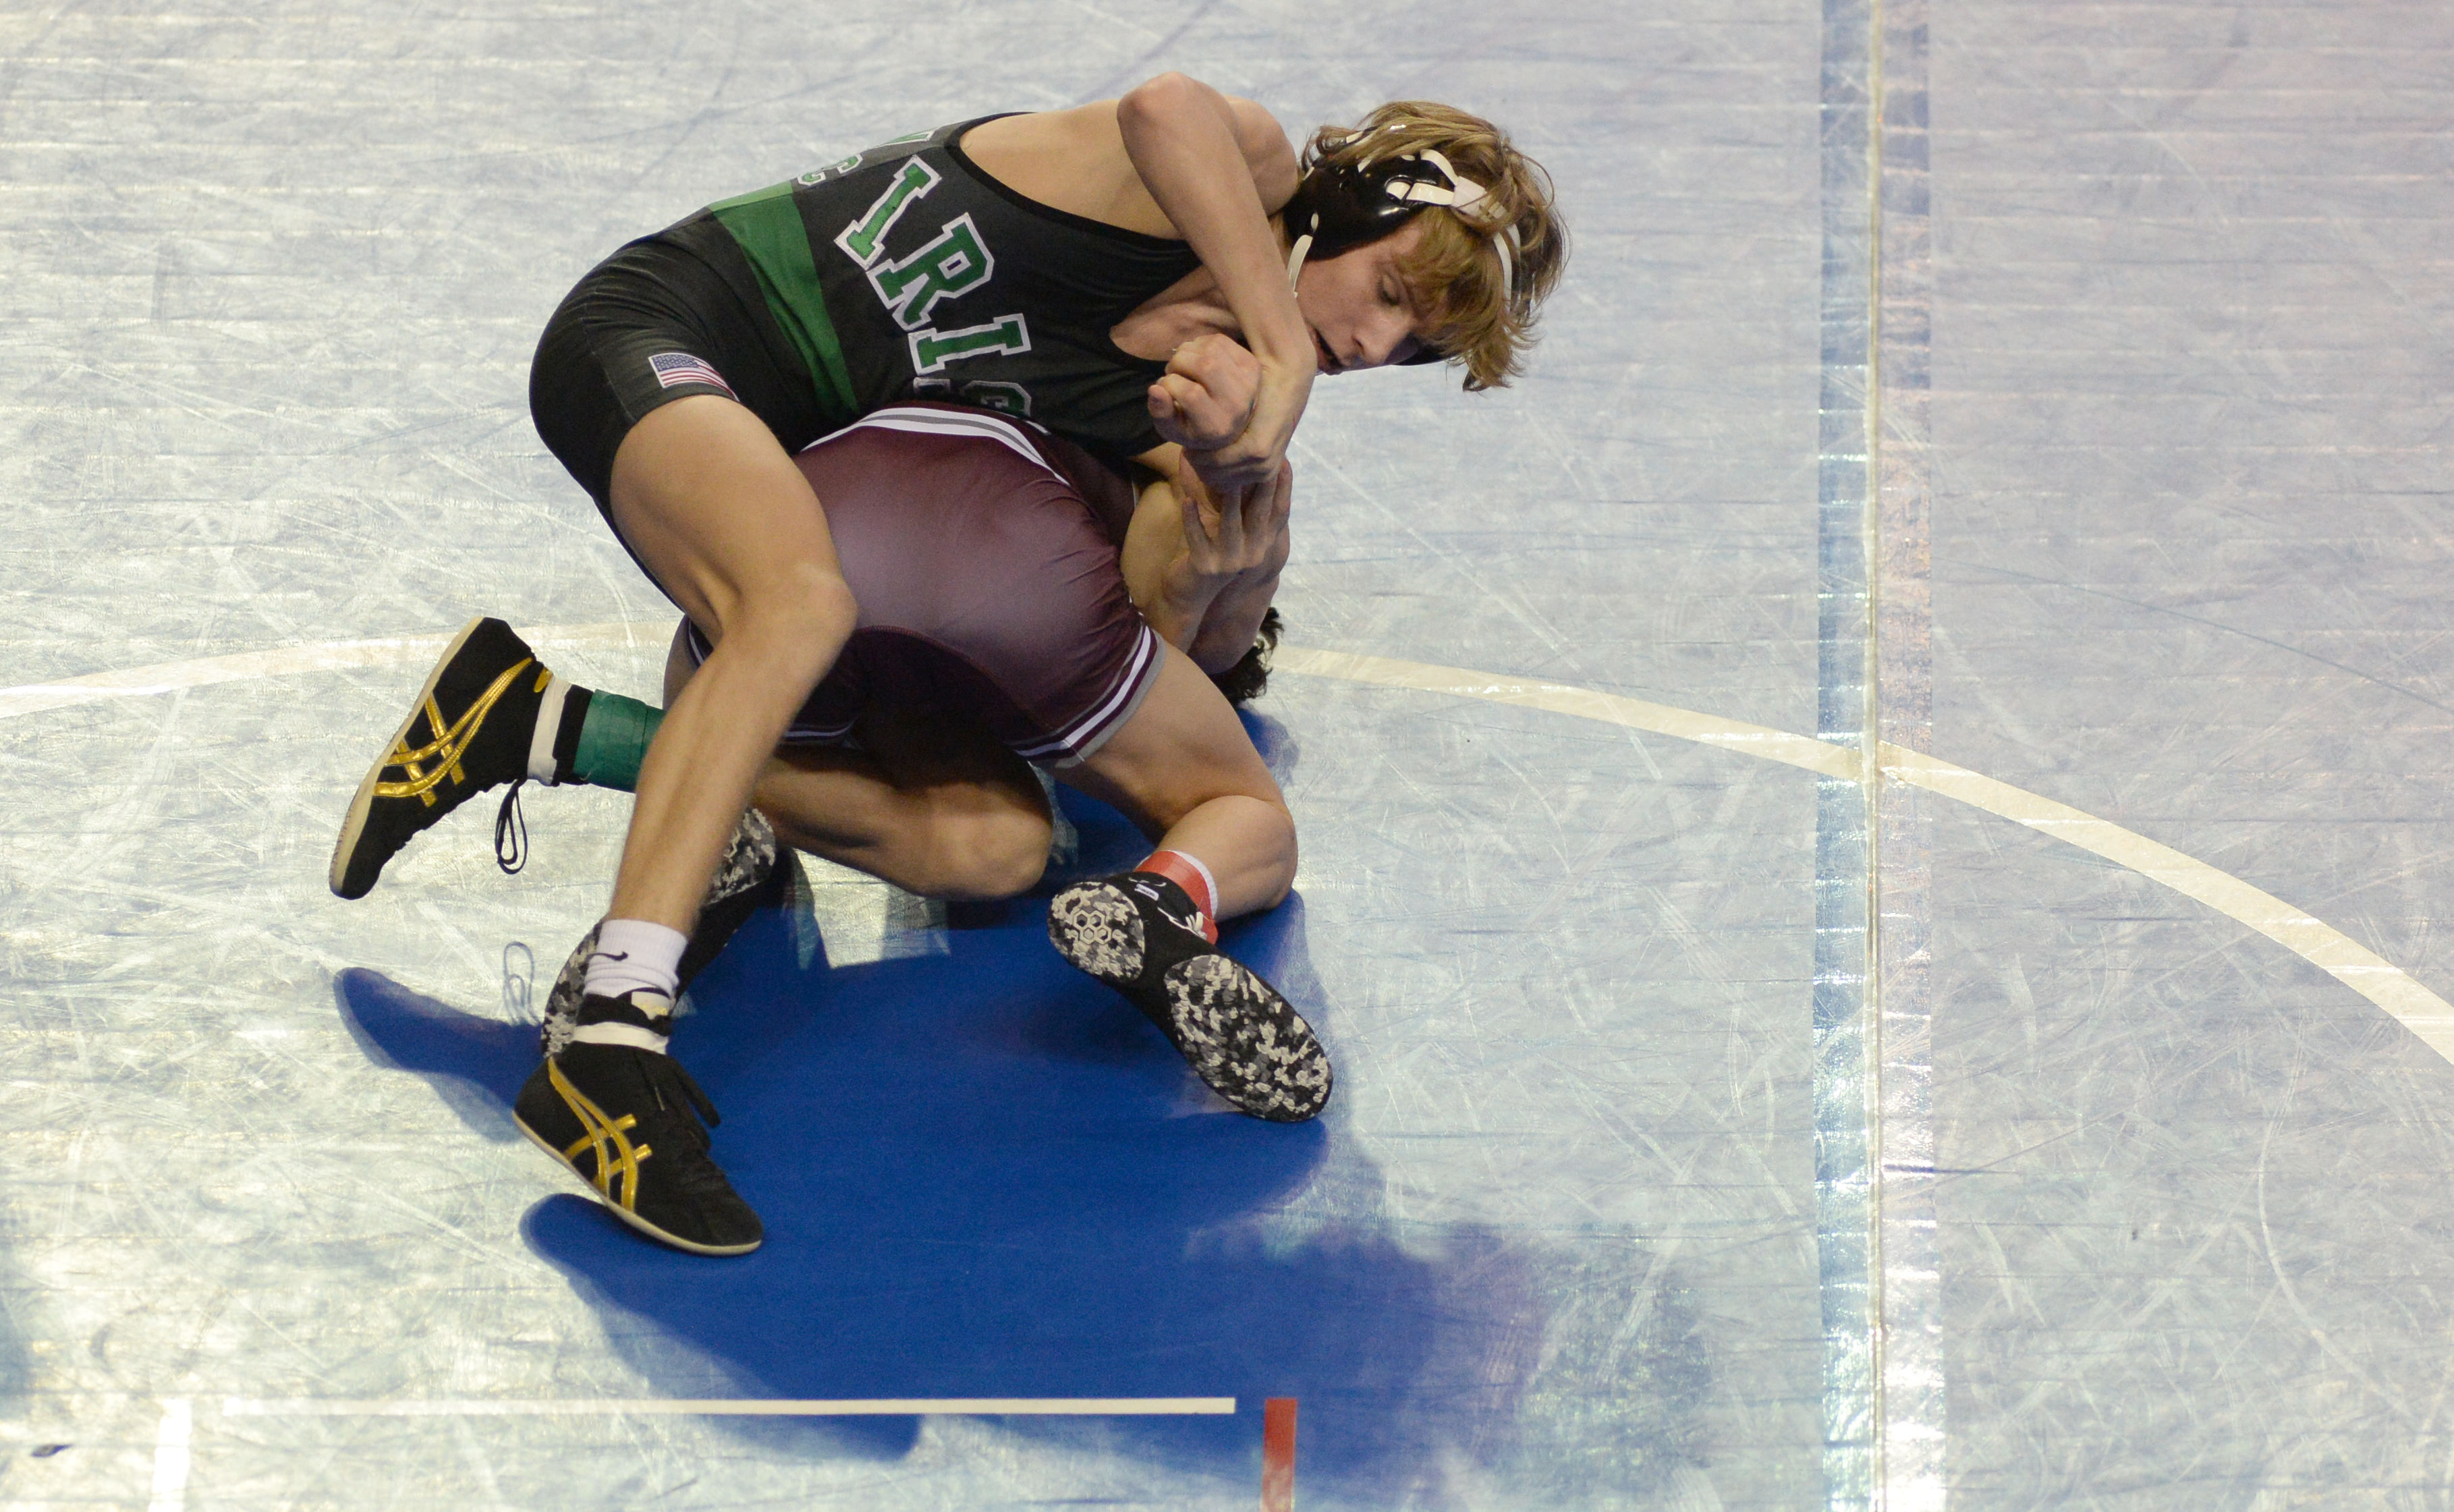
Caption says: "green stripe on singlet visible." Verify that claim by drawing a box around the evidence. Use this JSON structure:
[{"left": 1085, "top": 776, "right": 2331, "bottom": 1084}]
[{"left": 707, "top": 184, "right": 859, "bottom": 423}]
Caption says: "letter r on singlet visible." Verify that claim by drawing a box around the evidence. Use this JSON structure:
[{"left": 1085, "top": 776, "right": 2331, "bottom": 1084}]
[
  {"left": 908, "top": 314, "right": 1032, "bottom": 374},
  {"left": 868, "top": 214, "right": 997, "bottom": 331},
  {"left": 833, "top": 158, "right": 941, "bottom": 268}
]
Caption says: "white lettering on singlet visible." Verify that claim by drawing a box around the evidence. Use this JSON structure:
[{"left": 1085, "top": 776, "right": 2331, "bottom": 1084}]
[
  {"left": 868, "top": 213, "right": 996, "bottom": 331},
  {"left": 955, "top": 380, "right": 1030, "bottom": 417},
  {"left": 833, "top": 150, "right": 1033, "bottom": 379},
  {"left": 833, "top": 158, "right": 941, "bottom": 269},
  {"left": 906, "top": 314, "right": 1032, "bottom": 374}
]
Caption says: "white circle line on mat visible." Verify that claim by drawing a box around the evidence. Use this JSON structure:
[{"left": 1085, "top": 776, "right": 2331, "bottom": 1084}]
[
  {"left": 0, "top": 621, "right": 660, "bottom": 721},
  {"left": 1270, "top": 646, "right": 2454, "bottom": 1066},
  {"left": 9, "top": 629, "right": 2447, "bottom": 1065}
]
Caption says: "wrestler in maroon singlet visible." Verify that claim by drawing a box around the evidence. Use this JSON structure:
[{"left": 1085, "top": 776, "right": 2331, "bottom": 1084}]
[{"left": 676, "top": 402, "right": 1167, "bottom": 766}]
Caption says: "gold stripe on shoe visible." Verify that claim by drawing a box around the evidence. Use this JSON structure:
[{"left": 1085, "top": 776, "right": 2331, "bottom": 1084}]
[
  {"left": 547, "top": 1057, "right": 654, "bottom": 1212},
  {"left": 373, "top": 658, "right": 538, "bottom": 808}
]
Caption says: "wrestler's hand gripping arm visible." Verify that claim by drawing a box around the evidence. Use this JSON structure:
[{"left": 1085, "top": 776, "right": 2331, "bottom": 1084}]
[
  {"left": 1123, "top": 446, "right": 1291, "bottom": 675},
  {"left": 1117, "top": 73, "right": 1312, "bottom": 493}
]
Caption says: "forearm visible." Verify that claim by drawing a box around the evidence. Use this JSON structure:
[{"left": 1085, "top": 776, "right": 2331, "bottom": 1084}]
[
  {"left": 1123, "top": 464, "right": 1207, "bottom": 650},
  {"left": 1186, "top": 568, "right": 1280, "bottom": 675},
  {"left": 1136, "top": 583, "right": 1214, "bottom": 656},
  {"left": 1130, "top": 567, "right": 1273, "bottom": 675},
  {"left": 1119, "top": 451, "right": 1291, "bottom": 669},
  {"left": 1117, "top": 75, "right": 1308, "bottom": 367}
]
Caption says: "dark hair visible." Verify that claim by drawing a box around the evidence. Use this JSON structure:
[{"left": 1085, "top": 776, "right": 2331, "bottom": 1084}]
[{"left": 1208, "top": 608, "right": 1283, "bottom": 705}]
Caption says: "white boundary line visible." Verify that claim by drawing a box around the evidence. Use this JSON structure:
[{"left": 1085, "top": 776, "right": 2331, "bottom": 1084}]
[
  {"left": 1275, "top": 647, "right": 1863, "bottom": 782},
  {"left": 0, "top": 622, "right": 660, "bottom": 722},
  {"left": 1271, "top": 646, "right": 2454, "bottom": 1067},
  {"left": 145, "top": 1398, "right": 191, "bottom": 1512},
  {"left": 221, "top": 1397, "right": 1235, "bottom": 1417},
  {"left": 10, "top": 630, "right": 2449, "bottom": 1064}
]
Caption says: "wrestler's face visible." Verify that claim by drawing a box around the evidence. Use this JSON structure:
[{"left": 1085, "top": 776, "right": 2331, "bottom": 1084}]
[{"left": 1295, "top": 219, "right": 1432, "bottom": 374}]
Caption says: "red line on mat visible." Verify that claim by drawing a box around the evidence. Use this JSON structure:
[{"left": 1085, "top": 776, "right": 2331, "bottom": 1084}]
[{"left": 1261, "top": 1397, "right": 1297, "bottom": 1511}]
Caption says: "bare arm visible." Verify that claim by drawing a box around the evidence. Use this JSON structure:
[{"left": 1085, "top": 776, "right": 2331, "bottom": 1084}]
[
  {"left": 1122, "top": 449, "right": 1290, "bottom": 675},
  {"left": 958, "top": 88, "right": 1295, "bottom": 235},
  {"left": 1117, "top": 74, "right": 1313, "bottom": 491}
]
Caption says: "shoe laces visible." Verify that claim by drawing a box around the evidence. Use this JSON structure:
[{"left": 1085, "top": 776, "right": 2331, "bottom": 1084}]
[
  {"left": 640, "top": 1051, "right": 724, "bottom": 1135},
  {"left": 494, "top": 779, "right": 529, "bottom": 875},
  {"left": 629, "top": 1055, "right": 743, "bottom": 1201}
]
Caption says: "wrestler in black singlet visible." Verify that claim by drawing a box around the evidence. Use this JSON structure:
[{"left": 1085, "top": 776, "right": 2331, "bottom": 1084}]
[{"left": 530, "top": 115, "right": 1203, "bottom": 509}]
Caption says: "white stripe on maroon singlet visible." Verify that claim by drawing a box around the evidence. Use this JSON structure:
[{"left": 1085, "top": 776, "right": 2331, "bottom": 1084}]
[
  {"left": 1017, "top": 622, "right": 1161, "bottom": 762},
  {"left": 801, "top": 405, "right": 1060, "bottom": 480}
]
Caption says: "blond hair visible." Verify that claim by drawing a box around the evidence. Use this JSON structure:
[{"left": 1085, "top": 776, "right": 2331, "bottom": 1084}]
[{"left": 1303, "top": 102, "right": 1567, "bottom": 390}]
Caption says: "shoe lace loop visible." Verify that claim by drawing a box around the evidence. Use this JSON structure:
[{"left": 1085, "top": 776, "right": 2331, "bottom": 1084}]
[{"left": 494, "top": 779, "right": 529, "bottom": 875}]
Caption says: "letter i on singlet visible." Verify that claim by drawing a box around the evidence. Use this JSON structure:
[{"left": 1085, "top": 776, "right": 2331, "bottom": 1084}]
[
  {"left": 834, "top": 159, "right": 941, "bottom": 267},
  {"left": 910, "top": 314, "right": 1032, "bottom": 374}
]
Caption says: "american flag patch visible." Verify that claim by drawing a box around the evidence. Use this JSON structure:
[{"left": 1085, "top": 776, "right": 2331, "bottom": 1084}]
[{"left": 648, "top": 352, "right": 737, "bottom": 399}]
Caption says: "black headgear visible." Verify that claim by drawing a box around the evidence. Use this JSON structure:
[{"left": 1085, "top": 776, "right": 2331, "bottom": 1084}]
[{"left": 1280, "top": 133, "right": 1519, "bottom": 366}]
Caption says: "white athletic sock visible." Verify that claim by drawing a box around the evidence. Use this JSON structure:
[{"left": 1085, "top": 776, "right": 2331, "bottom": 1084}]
[
  {"left": 526, "top": 674, "right": 574, "bottom": 785},
  {"left": 583, "top": 918, "right": 686, "bottom": 999}
]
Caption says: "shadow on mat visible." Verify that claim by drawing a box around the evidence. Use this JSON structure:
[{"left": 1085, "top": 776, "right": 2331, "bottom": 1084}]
[{"left": 334, "top": 782, "right": 1714, "bottom": 1501}]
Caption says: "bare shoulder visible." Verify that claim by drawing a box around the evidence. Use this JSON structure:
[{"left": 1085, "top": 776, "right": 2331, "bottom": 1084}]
[
  {"left": 959, "top": 102, "right": 1169, "bottom": 235},
  {"left": 959, "top": 78, "right": 1298, "bottom": 233},
  {"left": 1123, "top": 76, "right": 1296, "bottom": 209},
  {"left": 1220, "top": 96, "right": 1299, "bottom": 213},
  {"left": 959, "top": 102, "right": 1119, "bottom": 169}
]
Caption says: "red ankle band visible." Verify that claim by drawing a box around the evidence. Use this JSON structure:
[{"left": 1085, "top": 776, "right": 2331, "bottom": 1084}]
[{"left": 1136, "top": 850, "right": 1219, "bottom": 943}]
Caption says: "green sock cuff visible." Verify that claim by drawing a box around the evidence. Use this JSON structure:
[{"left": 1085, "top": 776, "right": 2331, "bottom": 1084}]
[{"left": 570, "top": 691, "right": 663, "bottom": 793}]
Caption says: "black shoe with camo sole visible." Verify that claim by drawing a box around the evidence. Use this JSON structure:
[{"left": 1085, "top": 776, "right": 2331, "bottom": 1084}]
[
  {"left": 513, "top": 1009, "right": 762, "bottom": 1256},
  {"left": 330, "top": 616, "right": 546, "bottom": 899},
  {"left": 1047, "top": 872, "right": 1333, "bottom": 1123}
]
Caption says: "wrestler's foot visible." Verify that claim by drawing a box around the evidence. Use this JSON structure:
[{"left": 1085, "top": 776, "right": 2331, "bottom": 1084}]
[
  {"left": 330, "top": 616, "right": 550, "bottom": 899},
  {"left": 513, "top": 995, "right": 762, "bottom": 1256},
  {"left": 1048, "top": 873, "right": 1333, "bottom": 1123},
  {"left": 538, "top": 809, "right": 783, "bottom": 1058}
]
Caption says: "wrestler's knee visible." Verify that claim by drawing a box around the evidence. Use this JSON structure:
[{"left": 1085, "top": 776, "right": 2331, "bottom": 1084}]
[
  {"left": 909, "top": 802, "right": 1053, "bottom": 901},
  {"left": 741, "top": 562, "right": 857, "bottom": 644},
  {"left": 705, "top": 569, "right": 857, "bottom": 687}
]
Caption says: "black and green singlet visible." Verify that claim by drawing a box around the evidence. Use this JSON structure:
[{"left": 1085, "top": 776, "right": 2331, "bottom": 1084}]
[{"left": 659, "top": 115, "right": 1203, "bottom": 466}]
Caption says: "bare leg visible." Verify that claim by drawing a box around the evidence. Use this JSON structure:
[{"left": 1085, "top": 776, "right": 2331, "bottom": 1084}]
[
  {"left": 661, "top": 623, "right": 1055, "bottom": 901},
  {"left": 1047, "top": 642, "right": 1324, "bottom": 1123},
  {"left": 604, "top": 395, "right": 857, "bottom": 932},
  {"left": 761, "top": 735, "right": 1054, "bottom": 900},
  {"left": 1061, "top": 642, "right": 1294, "bottom": 918},
  {"left": 650, "top": 619, "right": 1281, "bottom": 914}
]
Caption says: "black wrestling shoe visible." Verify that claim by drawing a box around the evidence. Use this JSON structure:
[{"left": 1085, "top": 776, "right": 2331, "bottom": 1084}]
[
  {"left": 1048, "top": 873, "right": 1333, "bottom": 1123},
  {"left": 330, "top": 617, "right": 547, "bottom": 899},
  {"left": 537, "top": 809, "right": 783, "bottom": 1058},
  {"left": 513, "top": 1009, "right": 762, "bottom": 1256}
]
